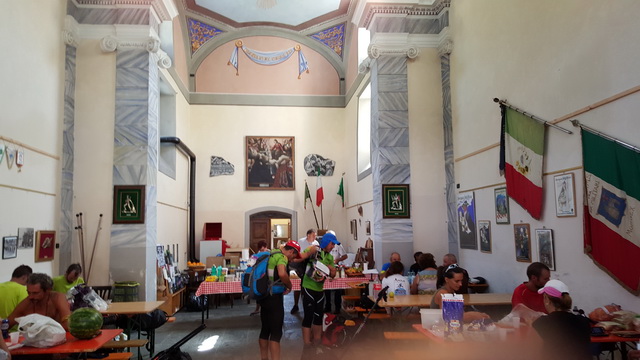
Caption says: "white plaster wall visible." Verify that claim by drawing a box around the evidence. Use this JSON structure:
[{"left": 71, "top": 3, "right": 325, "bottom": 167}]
[
  {"left": 73, "top": 39, "right": 116, "bottom": 285},
  {"left": 189, "top": 105, "right": 348, "bottom": 250},
  {"left": 0, "top": 0, "right": 66, "bottom": 277},
  {"left": 157, "top": 69, "right": 191, "bottom": 267},
  {"left": 408, "top": 49, "right": 448, "bottom": 261},
  {"left": 450, "top": 0, "right": 640, "bottom": 311}
]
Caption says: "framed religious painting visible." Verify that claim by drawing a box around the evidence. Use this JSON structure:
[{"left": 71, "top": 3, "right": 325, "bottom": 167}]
[
  {"left": 513, "top": 224, "right": 531, "bottom": 262},
  {"left": 3, "top": 236, "right": 18, "bottom": 259},
  {"left": 382, "top": 184, "right": 410, "bottom": 218},
  {"left": 35, "top": 231, "right": 55, "bottom": 262},
  {"left": 478, "top": 220, "right": 492, "bottom": 253},
  {"left": 246, "top": 136, "right": 295, "bottom": 190},
  {"left": 113, "top": 185, "right": 145, "bottom": 224},
  {"left": 494, "top": 187, "right": 510, "bottom": 224},
  {"left": 457, "top": 192, "right": 477, "bottom": 250},
  {"left": 554, "top": 173, "right": 576, "bottom": 217},
  {"left": 536, "top": 228, "right": 556, "bottom": 271}
]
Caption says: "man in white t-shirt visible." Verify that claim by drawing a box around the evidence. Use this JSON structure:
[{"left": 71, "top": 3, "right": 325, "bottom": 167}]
[
  {"left": 325, "top": 234, "right": 347, "bottom": 314},
  {"left": 290, "top": 229, "right": 318, "bottom": 314}
]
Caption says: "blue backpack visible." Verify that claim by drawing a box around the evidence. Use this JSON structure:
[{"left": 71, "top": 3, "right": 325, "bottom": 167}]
[{"left": 242, "top": 250, "right": 285, "bottom": 300}]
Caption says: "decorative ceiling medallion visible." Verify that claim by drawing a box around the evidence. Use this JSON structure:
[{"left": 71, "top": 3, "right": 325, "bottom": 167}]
[
  {"left": 188, "top": 17, "right": 224, "bottom": 54},
  {"left": 309, "top": 23, "right": 345, "bottom": 58}
]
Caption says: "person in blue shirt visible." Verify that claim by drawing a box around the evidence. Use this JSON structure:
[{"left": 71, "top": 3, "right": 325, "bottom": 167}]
[{"left": 380, "top": 252, "right": 401, "bottom": 277}]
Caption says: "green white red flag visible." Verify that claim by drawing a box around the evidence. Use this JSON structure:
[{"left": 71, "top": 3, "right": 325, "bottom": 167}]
[
  {"left": 582, "top": 129, "right": 640, "bottom": 294},
  {"left": 304, "top": 181, "right": 312, "bottom": 210},
  {"left": 316, "top": 168, "right": 324, "bottom": 207},
  {"left": 337, "top": 177, "right": 344, "bottom": 207},
  {"left": 499, "top": 106, "right": 545, "bottom": 219}
]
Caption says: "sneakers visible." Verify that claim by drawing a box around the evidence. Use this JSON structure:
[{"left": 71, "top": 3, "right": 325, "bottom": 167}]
[{"left": 290, "top": 305, "right": 299, "bottom": 314}]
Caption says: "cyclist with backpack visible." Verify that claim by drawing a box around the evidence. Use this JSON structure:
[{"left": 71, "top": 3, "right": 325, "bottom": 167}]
[
  {"left": 258, "top": 240, "right": 301, "bottom": 360},
  {"left": 301, "top": 232, "right": 340, "bottom": 347}
]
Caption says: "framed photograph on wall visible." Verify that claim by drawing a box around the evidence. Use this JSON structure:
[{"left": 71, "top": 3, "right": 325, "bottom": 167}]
[
  {"left": 494, "top": 187, "right": 510, "bottom": 224},
  {"left": 457, "top": 192, "right": 477, "bottom": 250},
  {"left": 478, "top": 220, "right": 491, "bottom": 253},
  {"left": 554, "top": 173, "right": 576, "bottom": 217},
  {"left": 382, "top": 184, "right": 410, "bottom": 218},
  {"left": 113, "top": 185, "right": 145, "bottom": 224},
  {"left": 246, "top": 136, "right": 295, "bottom": 190},
  {"left": 365, "top": 221, "right": 371, "bottom": 236},
  {"left": 513, "top": 224, "right": 531, "bottom": 262},
  {"left": 17, "top": 227, "right": 34, "bottom": 249},
  {"left": 2, "top": 236, "right": 18, "bottom": 259},
  {"left": 536, "top": 228, "right": 555, "bottom": 271},
  {"left": 35, "top": 231, "right": 56, "bottom": 262}
]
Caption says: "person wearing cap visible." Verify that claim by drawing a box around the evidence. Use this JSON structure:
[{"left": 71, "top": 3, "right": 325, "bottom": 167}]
[
  {"left": 511, "top": 262, "right": 551, "bottom": 314},
  {"left": 301, "top": 232, "right": 339, "bottom": 346},
  {"left": 324, "top": 230, "right": 347, "bottom": 314},
  {"left": 258, "top": 240, "right": 301, "bottom": 360},
  {"left": 532, "top": 279, "right": 591, "bottom": 360},
  {"left": 290, "top": 229, "right": 319, "bottom": 314}
]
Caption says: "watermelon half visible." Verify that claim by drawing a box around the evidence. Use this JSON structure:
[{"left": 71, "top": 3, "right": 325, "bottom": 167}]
[{"left": 69, "top": 307, "right": 104, "bottom": 339}]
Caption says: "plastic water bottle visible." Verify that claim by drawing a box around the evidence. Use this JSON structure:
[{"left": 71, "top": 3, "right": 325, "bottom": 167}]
[
  {"left": 1, "top": 319, "right": 9, "bottom": 339},
  {"left": 372, "top": 278, "right": 382, "bottom": 300}
]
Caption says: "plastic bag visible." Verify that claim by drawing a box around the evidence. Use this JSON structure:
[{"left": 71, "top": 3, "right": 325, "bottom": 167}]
[
  {"left": 441, "top": 293, "right": 464, "bottom": 340},
  {"left": 499, "top": 303, "right": 544, "bottom": 327},
  {"left": 16, "top": 314, "right": 66, "bottom": 348},
  {"left": 68, "top": 285, "right": 108, "bottom": 311}
]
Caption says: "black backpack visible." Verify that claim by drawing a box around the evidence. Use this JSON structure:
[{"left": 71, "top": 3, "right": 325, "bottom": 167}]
[{"left": 132, "top": 309, "right": 169, "bottom": 331}]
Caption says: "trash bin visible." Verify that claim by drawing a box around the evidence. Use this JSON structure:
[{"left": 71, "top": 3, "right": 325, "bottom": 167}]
[{"left": 113, "top": 281, "right": 139, "bottom": 302}]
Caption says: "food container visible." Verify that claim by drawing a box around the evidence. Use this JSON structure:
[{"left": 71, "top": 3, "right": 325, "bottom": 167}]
[{"left": 420, "top": 309, "right": 442, "bottom": 329}]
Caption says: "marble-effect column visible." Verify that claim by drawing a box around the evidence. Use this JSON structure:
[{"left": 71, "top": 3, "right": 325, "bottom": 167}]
[
  {"left": 110, "top": 48, "right": 159, "bottom": 301},
  {"left": 371, "top": 54, "right": 413, "bottom": 266}
]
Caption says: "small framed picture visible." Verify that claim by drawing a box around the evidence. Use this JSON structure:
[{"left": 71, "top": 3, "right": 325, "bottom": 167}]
[
  {"left": 382, "top": 184, "right": 410, "bottom": 218},
  {"left": 494, "top": 187, "right": 510, "bottom": 224},
  {"left": 35, "top": 231, "right": 56, "bottom": 262},
  {"left": 17, "top": 227, "right": 34, "bottom": 249},
  {"left": 365, "top": 221, "right": 371, "bottom": 236},
  {"left": 554, "top": 173, "right": 576, "bottom": 217},
  {"left": 478, "top": 221, "right": 491, "bottom": 253},
  {"left": 457, "top": 192, "right": 477, "bottom": 250},
  {"left": 536, "top": 228, "right": 555, "bottom": 271},
  {"left": 513, "top": 223, "right": 531, "bottom": 262},
  {"left": 3, "top": 236, "right": 18, "bottom": 259},
  {"left": 350, "top": 219, "right": 358, "bottom": 240},
  {"left": 113, "top": 185, "right": 146, "bottom": 224}
]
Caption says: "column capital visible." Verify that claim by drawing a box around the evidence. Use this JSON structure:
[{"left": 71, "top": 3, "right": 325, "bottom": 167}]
[
  {"left": 62, "top": 16, "right": 80, "bottom": 47},
  {"left": 100, "top": 34, "right": 161, "bottom": 53}
]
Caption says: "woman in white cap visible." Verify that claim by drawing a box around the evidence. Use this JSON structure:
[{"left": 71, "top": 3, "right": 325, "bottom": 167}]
[{"left": 532, "top": 279, "right": 591, "bottom": 360}]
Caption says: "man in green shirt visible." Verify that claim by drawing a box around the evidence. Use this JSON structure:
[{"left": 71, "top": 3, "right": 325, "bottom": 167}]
[
  {"left": 301, "top": 232, "right": 339, "bottom": 346},
  {"left": 52, "top": 263, "right": 84, "bottom": 294},
  {"left": 258, "top": 240, "right": 301, "bottom": 360},
  {"left": 0, "top": 265, "right": 32, "bottom": 319}
]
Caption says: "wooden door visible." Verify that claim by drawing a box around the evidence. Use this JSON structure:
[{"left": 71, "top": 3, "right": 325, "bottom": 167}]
[{"left": 250, "top": 218, "right": 270, "bottom": 254}]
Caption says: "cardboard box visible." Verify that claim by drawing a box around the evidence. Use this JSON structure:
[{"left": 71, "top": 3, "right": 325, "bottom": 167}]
[
  {"left": 224, "top": 255, "right": 239, "bottom": 267},
  {"left": 206, "top": 256, "right": 225, "bottom": 268}
]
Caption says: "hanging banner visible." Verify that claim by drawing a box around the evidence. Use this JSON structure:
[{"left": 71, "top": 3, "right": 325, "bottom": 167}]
[{"left": 228, "top": 40, "right": 310, "bottom": 78}]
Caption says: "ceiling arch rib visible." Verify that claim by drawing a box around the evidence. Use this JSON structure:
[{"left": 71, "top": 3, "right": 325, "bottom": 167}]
[{"left": 188, "top": 26, "right": 347, "bottom": 88}]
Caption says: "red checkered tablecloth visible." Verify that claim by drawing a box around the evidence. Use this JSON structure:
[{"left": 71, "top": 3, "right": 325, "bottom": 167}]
[{"left": 195, "top": 277, "right": 368, "bottom": 296}]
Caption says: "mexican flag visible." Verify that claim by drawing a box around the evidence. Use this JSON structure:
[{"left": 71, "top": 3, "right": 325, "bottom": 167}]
[
  {"left": 316, "top": 168, "right": 324, "bottom": 207},
  {"left": 500, "top": 106, "right": 545, "bottom": 219},
  {"left": 582, "top": 129, "right": 640, "bottom": 294}
]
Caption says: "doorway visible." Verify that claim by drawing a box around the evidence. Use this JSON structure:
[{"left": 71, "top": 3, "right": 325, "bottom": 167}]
[{"left": 247, "top": 208, "right": 295, "bottom": 254}]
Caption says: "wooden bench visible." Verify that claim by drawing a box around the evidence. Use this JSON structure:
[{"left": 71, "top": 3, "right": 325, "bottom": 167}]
[
  {"left": 101, "top": 339, "right": 148, "bottom": 350},
  {"left": 103, "top": 352, "right": 134, "bottom": 360}
]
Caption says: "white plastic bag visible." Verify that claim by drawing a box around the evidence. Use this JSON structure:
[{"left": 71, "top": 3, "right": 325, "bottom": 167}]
[{"left": 16, "top": 313, "right": 67, "bottom": 348}]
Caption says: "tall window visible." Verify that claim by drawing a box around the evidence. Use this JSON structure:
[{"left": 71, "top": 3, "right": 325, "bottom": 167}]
[{"left": 357, "top": 83, "right": 371, "bottom": 181}]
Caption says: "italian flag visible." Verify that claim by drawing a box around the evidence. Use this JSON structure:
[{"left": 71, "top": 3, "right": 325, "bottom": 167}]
[
  {"left": 316, "top": 168, "right": 324, "bottom": 207},
  {"left": 501, "top": 107, "right": 545, "bottom": 219},
  {"left": 582, "top": 130, "right": 640, "bottom": 294}
]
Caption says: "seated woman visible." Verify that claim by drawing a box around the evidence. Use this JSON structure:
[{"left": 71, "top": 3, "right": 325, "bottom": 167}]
[
  {"left": 410, "top": 253, "right": 438, "bottom": 295},
  {"left": 431, "top": 267, "right": 489, "bottom": 322},
  {"left": 532, "top": 280, "right": 591, "bottom": 360}
]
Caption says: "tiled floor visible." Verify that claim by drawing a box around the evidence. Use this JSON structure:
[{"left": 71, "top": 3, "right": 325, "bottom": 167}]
[{"left": 152, "top": 293, "right": 426, "bottom": 360}]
